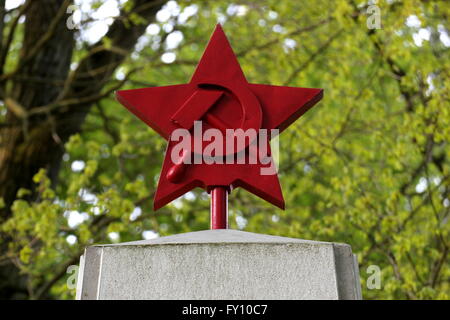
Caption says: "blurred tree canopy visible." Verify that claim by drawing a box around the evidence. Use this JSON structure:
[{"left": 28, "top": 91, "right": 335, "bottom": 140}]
[{"left": 0, "top": 0, "right": 448, "bottom": 299}]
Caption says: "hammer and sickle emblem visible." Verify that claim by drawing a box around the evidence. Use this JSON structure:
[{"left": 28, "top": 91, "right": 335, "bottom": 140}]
[{"left": 166, "top": 80, "right": 263, "bottom": 183}]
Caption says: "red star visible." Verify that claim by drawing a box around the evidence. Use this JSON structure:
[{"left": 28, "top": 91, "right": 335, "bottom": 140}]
[{"left": 116, "top": 24, "right": 323, "bottom": 211}]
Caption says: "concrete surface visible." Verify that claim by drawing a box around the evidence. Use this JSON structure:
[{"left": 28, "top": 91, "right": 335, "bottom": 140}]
[{"left": 76, "top": 229, "right": 362, "bottom": 300}]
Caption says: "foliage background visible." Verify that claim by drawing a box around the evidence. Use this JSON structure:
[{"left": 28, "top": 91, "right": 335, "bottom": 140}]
[{"left": 0, "top": 0, "right": 449, "bottom": 299}]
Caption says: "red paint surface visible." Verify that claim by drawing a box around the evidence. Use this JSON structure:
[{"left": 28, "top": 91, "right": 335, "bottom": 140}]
[
  {"left": 210, "top": 187, "right": 228, "bottom": 229},
  {"left": 116, "top": 24, "right": 323, "bottom": 228}
]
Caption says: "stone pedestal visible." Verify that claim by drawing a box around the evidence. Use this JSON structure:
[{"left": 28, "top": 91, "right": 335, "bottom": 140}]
[{"left": 76, "top": 230, "right": 362, "bottom": 300}]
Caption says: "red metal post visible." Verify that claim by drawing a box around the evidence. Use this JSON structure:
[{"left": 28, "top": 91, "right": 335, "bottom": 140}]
[
  {"left": 116, "top": 24, "right": 324, "bottom": 214},
  {"left": 210, "top": 187, "right": 228, "bottom": 229}
]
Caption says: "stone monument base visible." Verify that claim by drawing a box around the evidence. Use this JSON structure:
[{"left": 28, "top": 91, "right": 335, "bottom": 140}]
[{"left": 76, "top": 230, "right": 362, "bottom": 300}]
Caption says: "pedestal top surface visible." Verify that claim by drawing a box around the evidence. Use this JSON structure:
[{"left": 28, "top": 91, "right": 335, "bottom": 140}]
[{"left": 93, "top": 229, "right": 348, "bottom": 248}]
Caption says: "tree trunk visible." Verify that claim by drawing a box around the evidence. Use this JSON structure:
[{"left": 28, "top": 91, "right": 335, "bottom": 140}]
[
  {"left": 0, "top": 0, "right": 74, "bottom": 217},
  {"left": 0, "top": 0, "right": 165, "bottom": 299}
]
